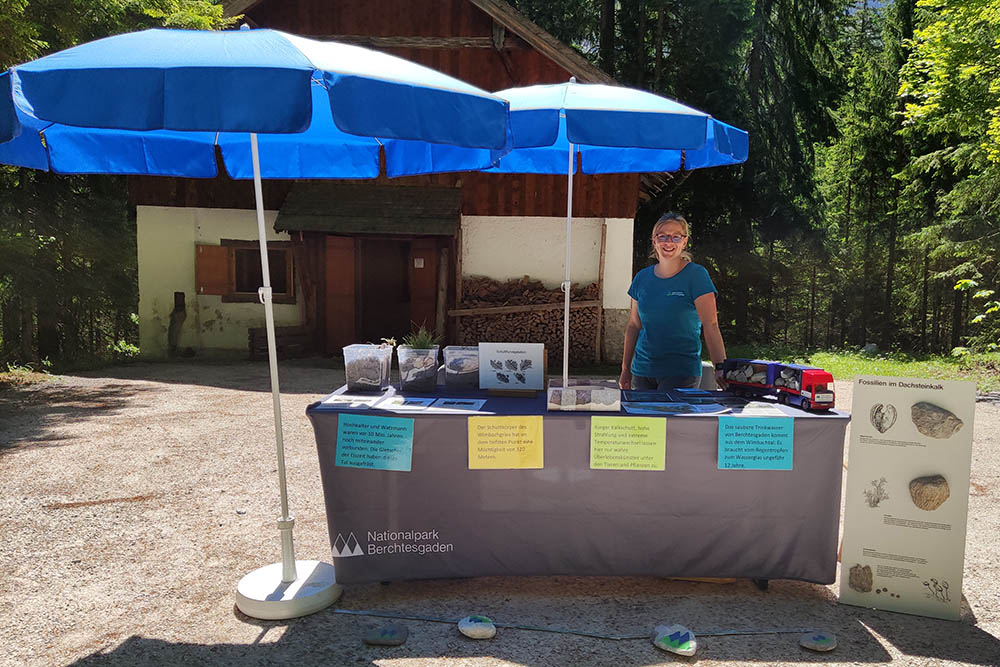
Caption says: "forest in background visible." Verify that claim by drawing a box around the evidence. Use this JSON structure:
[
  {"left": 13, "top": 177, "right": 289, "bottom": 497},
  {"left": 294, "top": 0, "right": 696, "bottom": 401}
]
[{"left": 0, "top": 0, "right": 997, "bottom": 367}]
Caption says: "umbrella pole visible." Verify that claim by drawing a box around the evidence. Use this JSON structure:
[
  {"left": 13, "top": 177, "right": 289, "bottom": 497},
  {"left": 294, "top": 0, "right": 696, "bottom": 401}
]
[
  {"left": 235, "top": 133, "right": 341, "bottom": 620},
  {"left": 562, "top": 141, "right": 574, "bottom": 388},
  {"left": 248, "top": 133, "right": 297, "bottom": 584}
]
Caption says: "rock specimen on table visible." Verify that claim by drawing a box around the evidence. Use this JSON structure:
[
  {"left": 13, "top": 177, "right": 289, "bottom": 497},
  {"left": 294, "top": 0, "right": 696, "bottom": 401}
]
[
  {"left": 346, "top": 356, "right": 389, "bottom": 392},
  {"left": 870, "top": 403, "right": 897, "bottom": 433},
  {"left": 399, "top": 352, "right": 438, "bottom": 391},
  {"left": 445, "top": 356, "right": 479, "bottom": 389},
  {"left": 909, "top": 474, "right": 950, "bottom": 511},
  {"left": 849, "top": 564, "right": 873, "bottom": 593},
  {"left": 911, "top": 402, "right": 964, "bottom": 439},
  {"left": 458, "top": 615, "right": 496, "bottom": 639},
  {"left": 651, "top": 624, "right": 697, "bottom": 656},
  {"left": 363, "top": 622, "right": 408, "bottom": 646},
  {"left": 800, "top": 631, "right": 837, "bottom": 652}
]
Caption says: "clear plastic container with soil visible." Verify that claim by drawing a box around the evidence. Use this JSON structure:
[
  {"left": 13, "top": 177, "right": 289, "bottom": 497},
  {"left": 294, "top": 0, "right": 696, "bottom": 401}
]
[
  {"left": 343, "top": 344, "right": 392, "bottom": 392},
  {"left": 397, "top": 345, "right": 439, "bottom": 393},
  {"left": 444, "top": 346, "right": 479, "bottom": 391}
]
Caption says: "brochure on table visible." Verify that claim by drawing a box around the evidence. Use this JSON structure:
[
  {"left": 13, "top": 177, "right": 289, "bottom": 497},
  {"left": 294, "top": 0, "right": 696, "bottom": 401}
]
[
  {"left": 478, "top": 342, "right": 545, "bottom": 390},
  {"left": 839, "top": 375, "right": 975, "bottom": 620}
]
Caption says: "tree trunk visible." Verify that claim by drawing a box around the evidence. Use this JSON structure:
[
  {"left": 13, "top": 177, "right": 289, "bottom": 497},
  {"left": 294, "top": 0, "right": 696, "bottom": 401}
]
[
  {"left": 932, "top": 279, "right": 941, "bottom": 351},
  {"left": 882, "top": 183, "right": 898, "bottom": 346},
  {"left": 653, "top": 7, "right": 664, "bottom": 90},
  {"left": 808, "top": 267, "right": 817, "bottom": 347},
  {"left": 950, "top": 285, "right": 963, "bottom": 350},
  {"left": 920, "top": 251, "right": 928, "bottom": 351},
  {"left": 1, "top": 298, "right": 20, "bottom": 362},
  {"left": 635, "top": 1, "right": 647, "bottom": 87},
  {"left": 21, "top": 296, "right": 35, "bottom": 362},
  {"left": 599, "top": 0, "right": 616, "bottom": 76},
  {"left": 763, "top": 240, "right": 775, "bottom": 339},
  {"left": 37, "top": 295, "right": 59, "bottom": 363},
  {"left": 860, "top": 224, "right": 873, "bottom": 343}
]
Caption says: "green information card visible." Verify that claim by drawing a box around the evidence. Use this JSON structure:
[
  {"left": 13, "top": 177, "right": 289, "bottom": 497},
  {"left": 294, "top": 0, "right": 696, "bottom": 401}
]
[{"left": 590, "top": 416, "right": 666, "bottom": 471}]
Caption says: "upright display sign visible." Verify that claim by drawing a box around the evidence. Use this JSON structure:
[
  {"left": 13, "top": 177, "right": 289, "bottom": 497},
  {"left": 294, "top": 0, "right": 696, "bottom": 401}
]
[
  {"left": 478, "top": 342, "right": 545, "bottom": 390},
  {"left": 839, "top": 376, "right": 975, "bottom": 620}
]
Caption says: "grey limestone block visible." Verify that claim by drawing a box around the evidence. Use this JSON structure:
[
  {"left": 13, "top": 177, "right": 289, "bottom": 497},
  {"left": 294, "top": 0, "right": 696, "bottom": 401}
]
[{"left": 911, "top": 402, "right": 964, "bottom": 439}]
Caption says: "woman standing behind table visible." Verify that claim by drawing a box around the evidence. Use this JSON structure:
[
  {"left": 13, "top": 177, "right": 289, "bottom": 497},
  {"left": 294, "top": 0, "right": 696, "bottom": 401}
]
[{"left": 619, "top": 213, "right": 728, "bottom": 391}]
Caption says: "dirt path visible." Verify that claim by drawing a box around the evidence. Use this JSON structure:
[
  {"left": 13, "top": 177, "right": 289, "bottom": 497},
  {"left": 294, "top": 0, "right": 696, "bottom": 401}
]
[{"left": 1, "top": 362, "right": 998, "bottom": 666}]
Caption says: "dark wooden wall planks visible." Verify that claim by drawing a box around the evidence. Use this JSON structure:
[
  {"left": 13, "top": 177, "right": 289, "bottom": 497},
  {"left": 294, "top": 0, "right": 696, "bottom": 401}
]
[{"left": 128, "top": 0, "right": 640, "bottom": 220}]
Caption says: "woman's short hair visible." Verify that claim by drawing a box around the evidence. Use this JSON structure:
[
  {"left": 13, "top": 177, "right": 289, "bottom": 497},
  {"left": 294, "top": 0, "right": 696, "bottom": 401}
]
[{"left": 649, "top": 212, "right": 693, "bottom": 261}]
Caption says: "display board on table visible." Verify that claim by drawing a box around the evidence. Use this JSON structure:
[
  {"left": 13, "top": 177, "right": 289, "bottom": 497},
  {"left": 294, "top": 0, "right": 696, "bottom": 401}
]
[
  {"left": 478, "top": 342, "right": 544, "bottom": 390},
  {"left": 839, "top": 375, "right": 975, "bottom": 621}
]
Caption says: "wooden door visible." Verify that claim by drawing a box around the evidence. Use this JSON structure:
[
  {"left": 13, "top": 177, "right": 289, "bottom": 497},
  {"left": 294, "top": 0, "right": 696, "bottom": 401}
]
[
  {"left": 324, "top": 235, "right": 355, "bottom": 353},
  {"left": 358, "top": 238, "right": 411, "bottom": 343},
  {"left": 409, "top": 238, "right": 439, "bottom": 333}
]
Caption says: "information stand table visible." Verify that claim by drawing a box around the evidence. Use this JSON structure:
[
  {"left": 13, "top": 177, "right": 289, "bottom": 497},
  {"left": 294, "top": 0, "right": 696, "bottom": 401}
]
[{"left": 306, "top": 391, "right": 849, "bottom": 585}]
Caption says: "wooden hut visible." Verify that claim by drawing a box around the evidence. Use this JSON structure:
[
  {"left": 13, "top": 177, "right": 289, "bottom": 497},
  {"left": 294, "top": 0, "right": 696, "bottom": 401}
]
[{"left": 131, "top": 0, "right": 640, "bottom": 365}]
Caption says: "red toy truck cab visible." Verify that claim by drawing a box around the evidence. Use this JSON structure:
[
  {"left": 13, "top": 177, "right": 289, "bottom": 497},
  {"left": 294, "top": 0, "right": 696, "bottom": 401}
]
[{"left": 775, "top": 366, "right": 835, "bottom": 411}]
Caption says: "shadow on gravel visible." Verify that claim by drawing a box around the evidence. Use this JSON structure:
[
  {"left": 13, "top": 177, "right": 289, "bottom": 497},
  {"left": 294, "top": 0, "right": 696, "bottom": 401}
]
[
  {"left": 64, "top": 359, "right": 346, "bottom": 396},
  {"left": 0, "top": 382, "right": 156, "bottom": 455},
  {"left": 65, "top": 618, "right": 893, "bottom": 667},
  {"left": 858, "top": 599, "right": 1000, "bottom": 664},
  {"left": 65, "top": 577, "right": 907, "bottom": 667}
]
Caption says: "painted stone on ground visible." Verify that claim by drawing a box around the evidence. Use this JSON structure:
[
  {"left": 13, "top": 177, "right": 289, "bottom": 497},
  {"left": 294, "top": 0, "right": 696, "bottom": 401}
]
[
  {"left": 909, "top": 474, "right": 950, "bottom": 511},
  {"left": 458, "top": 615, "right": 497, "bottom": 639},
  {"left": 800, "top": 631, "right": 837, "bottom": 652},
  {"left": 363, "top": 622, "right": 408, "bottom": 646},
  {"left": 651, "top": 624, "right": 697, "bottom": 656}
]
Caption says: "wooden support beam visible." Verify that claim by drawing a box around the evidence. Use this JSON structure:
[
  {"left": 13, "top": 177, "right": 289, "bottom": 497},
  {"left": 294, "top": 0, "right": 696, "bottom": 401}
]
[
  {"left": 314, "top": 35, "right": 526, "bottom": 49},
  {"left": 595, "top": 223, "right": 607, "bottom": 363},
  {"left": 436, "top": 247, "right": 448, "bottom": 338},
  {"left": 448, "top": 300, "right": 600, "bottom": 317}
]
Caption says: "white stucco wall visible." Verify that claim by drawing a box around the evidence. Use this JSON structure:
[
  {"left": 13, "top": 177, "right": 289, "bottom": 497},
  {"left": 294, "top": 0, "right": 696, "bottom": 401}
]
[
  {"left": 461, "top": 216, "right": 633, "bottom": 309},
  {"left": 137, "top": 206, "right": 303, "bottom": 358}
]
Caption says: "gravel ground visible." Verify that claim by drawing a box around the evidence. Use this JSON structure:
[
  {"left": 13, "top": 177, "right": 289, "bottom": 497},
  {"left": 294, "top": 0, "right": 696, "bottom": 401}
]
[{"left": 1, "top": 361, "right": 998, "bottom": 667}]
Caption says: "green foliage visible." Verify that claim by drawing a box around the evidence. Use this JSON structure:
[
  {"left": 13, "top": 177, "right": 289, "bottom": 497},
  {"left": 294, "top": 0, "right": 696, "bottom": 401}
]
[
  {"left": 401, "top": 325, "right": 442, "bottom": 349},
  {"left": 0, "top": 1, "right": 233, "bottom": 369},
  {"left": 109, "top": 338, "right": 140, "bottom": 360}
]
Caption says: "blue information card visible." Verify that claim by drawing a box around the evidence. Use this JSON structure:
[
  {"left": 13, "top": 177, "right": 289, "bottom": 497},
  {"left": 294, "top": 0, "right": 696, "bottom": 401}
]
[
  {"left": 336, "top": 413, "right": 414, "bottom": 472},
  {"left": 717, "top": 416, "right": 794, "bottom": 470}
]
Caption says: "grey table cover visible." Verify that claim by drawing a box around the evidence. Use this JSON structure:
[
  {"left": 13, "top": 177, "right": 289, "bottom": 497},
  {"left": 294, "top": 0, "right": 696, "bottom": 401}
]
[{"left": 307, "top": 392, "right": 849, "bottom": 584}]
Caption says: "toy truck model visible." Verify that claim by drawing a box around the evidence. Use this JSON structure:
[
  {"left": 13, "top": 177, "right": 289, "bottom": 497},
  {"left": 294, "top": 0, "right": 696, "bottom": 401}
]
[
  {"left": 722, "top": 359, "right": 835, "bottom": 412},
  {"left": 721, "top": 359, "right": 777, "bottom": 399},
  {"left": 772, "top": 363, "right": 835, "bottom": 411}
]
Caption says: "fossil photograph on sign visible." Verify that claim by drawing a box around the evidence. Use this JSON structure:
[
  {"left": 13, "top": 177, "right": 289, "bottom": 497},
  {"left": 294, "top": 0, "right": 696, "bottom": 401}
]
[{"left": 478, "top": 343, "right": 544, "bottom": 390}]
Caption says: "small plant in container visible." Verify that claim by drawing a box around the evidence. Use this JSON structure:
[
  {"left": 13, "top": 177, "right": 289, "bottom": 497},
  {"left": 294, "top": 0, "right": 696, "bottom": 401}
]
[
  {"left": 397, "top": 326, "right": 441, "bottom": 393},
  {"left": 343, "top": 338, "right": 395, "bottom": 392}
]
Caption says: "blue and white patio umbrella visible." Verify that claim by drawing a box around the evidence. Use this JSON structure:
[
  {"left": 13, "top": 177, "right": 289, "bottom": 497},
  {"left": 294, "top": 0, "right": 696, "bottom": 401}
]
[
  {"left": 489, "top": 79, "right": 748, "bottom": 387},
  {"left": 0, "top": 26, "right": 512, "bottom": 620}
]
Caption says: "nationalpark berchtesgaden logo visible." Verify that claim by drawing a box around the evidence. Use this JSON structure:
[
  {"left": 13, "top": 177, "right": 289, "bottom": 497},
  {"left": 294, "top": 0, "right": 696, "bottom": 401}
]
[{"left": 332, "top": 529, "right": 454, "bottom": 558}]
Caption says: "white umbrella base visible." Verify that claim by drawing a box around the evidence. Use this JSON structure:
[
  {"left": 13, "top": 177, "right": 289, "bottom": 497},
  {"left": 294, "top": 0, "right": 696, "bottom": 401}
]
[{"left": 236, "top": 560, "right": 342, "bottom": 620}]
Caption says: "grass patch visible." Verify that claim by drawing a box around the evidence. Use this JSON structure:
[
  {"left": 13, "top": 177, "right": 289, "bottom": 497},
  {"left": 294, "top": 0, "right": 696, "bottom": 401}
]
[
  {"left": 0, "top": 363, "right": 56, "bottom": 390},
  {"left": 725, "top": 346, "right": 1000, "bottom": 393}
]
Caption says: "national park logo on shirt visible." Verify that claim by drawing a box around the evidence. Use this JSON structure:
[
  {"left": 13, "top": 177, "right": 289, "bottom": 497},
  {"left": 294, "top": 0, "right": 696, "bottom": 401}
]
[{"left": 665, "top": 290, "right": 686, "bottom": 297}]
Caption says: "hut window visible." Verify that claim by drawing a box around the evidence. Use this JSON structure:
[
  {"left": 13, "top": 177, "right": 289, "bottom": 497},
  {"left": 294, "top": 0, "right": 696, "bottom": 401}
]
[{"left": 192, "top": 240, "right": 296, "bottom": 304}]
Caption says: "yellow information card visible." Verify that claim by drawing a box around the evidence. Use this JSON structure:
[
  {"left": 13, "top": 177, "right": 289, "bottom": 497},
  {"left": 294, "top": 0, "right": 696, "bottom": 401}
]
[
  {"left": 590, "top": 416, "right": 666, "bottom": 470},
  {"left": 468, "top": 416, "right": 544, "bottom": 469}
]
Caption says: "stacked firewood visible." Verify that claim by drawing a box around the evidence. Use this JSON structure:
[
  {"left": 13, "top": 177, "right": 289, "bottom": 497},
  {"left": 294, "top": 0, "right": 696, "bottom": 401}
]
[
  {"left": 460, "top": 275, "right": 598, "bottom": 307},
  {"left": 456, "top": 276, "right": 600, "bottom": 365}
]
